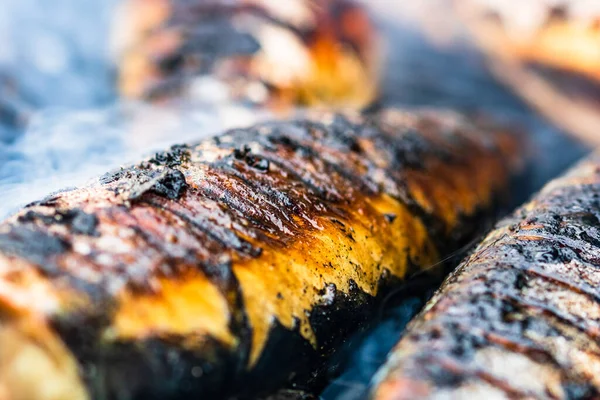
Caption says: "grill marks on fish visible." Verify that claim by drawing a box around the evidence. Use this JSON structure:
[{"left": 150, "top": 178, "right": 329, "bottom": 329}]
[
  {"left": 0, "top": 109, "right": 522, "bottom": 399},
  {"left": 371, "top": 152, "right": 600, "bottom": 400}
]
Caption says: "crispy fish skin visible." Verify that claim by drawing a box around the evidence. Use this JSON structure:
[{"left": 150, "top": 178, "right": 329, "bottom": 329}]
[
  {"left": 371, "top": 151, "right": 600, "bottom": 400},
  {"left": 113, "top": 0, "right": 379, "bottom": 109},
  {"left": 0, "top": 109, "right": 522, "bottom": 399}
]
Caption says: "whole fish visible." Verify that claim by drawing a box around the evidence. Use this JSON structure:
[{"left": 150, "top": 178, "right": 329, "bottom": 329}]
[{"left": 0, "top": 109, "right": 523, "bottom": 399}]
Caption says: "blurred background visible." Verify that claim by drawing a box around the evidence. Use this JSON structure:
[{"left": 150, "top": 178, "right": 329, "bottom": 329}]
[
  {"left": 0, "top": 1, "right": 596, "bottom": 398},
  {"left": 0, "top": 0, "right": 591, "bottom": 219}
]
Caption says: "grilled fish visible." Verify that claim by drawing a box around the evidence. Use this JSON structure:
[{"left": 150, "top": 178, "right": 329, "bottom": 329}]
[
  {"left": 458, "top": 1, "right": 600, "bottom": 83},
  {"left": 371, "top": 150, "right": 600, "bottom": 400},
  {"left": 456, "top": 0, "right": 600, "bottom": 145},
  {"left": 113, "top": 0, "right": 379, "bottom": 109},
  {"left": 461, "top": 1, "right": 600, "bottom": 83},
  {"left": 0, "top": 108, "right": 523, "bottom": 399}
]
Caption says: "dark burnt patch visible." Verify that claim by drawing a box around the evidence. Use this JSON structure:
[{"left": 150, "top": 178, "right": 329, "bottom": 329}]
[
  {"left": 150, "top": 169, "right": 188, "bottom": 199},
  {"left": 366, "top": 115, "right": 452, "bottom": 170},
  {"left": 383, "top": 213, "right": 397, "bottom": 223},
  {"left": 310, "top": 279, "right": 374, "bottom": 354},
  {"left": 119, "top": 167, "right": 189, "bottom": 201},
  {"left": 240, "top": 318, "right": 320, "bottom": 398},
  {"left": 295, "top": 117, "right": 363, "bottom": 154},
  {"left": 149, "top": 144, "right": 191, "bottom": 168},
  {"left": 0, "top": 110, "right": 523, "bottom": 400},
  {"left": 19, "top": 208, "right": 99, "bottom": 236},
  {"left": 196, "top": 167, "right": 307, "bottom": 238},
  {"left": 0, "top": 225, "right": 69, "bottom": 268},
  {"left": 71, "top": 334, "right": 237, "bottom": 400},
  {"left": 246, "top": 278, "right": 386, "bottom": 397},
  {"left": 234, "top": 148, "right": 271, "bottom": 173},
  {"left": 201, "top": 259, "right": 236, "bottom": 290},
  {"left": 260, "top": 124, "right": 378, "bottom": 197},
  {"left": 24, "top": 187, "right": 76, "bottom": 208},
  {"left": 145, "top": 195, "right": 262, "bottom": 258}
]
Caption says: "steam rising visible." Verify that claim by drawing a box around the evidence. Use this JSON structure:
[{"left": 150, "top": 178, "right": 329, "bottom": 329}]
[
  {"left": 0, "top": 0, "right": 116, "bottom": 216},
  {"left": 0, "top": 0, "right": 117, "bottom": 108},
  {"left": 0, "top": 0, "right": 268, "bottom": 218},
  {"left": 0, "top": 102, "right": 266, "bottom": 217}
]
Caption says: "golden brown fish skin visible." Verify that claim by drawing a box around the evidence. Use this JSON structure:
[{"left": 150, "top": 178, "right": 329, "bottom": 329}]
[
  {"left": 371, "top": 151, "right": 600, "bottom": 400},
  {"left": 0, "top": 109, "right": 523, "bottom": 399},
  {"left": 114, "top": 0, "right": 379, "bottom": 109}
]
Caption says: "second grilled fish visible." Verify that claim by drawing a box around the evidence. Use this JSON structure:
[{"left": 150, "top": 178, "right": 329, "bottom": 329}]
[{"left": 371, "top": 149, "right": 600, "bottom": 400}]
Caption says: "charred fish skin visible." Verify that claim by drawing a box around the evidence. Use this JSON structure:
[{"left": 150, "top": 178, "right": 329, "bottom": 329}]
[
  {"left": 371, "top": 151, "right": 600, "bottom": 400},
  {"left": 0, "top": 109, "right": 523, "bottom": 400}
]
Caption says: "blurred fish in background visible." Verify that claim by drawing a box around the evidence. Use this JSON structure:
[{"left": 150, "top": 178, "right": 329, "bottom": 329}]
[
  {"left": 455, "top": 0, "right": 600, "bottom": 146},
  {"left": 113, "top": 0, "right": 380, "bottom": 110}
]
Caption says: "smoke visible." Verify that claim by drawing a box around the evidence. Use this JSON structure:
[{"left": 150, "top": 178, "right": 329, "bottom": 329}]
[
  {"left": 0, "top": 0, "right": 269, "bottom": 218},
  {"left": 0, "top": 0, "right": 118, "bottom": 108},
  {"left": 0, "top": 0, "right": 117, "bottom": 216},
  {"left": 0, "top": 101, "right": 267, "bottom": 218}
]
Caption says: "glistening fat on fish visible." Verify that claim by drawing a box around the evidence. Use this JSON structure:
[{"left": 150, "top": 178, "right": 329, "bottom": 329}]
[{"left": 0, "top": 108, "right": 524, "bottom": 399}]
